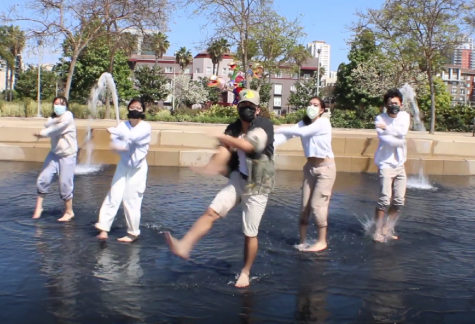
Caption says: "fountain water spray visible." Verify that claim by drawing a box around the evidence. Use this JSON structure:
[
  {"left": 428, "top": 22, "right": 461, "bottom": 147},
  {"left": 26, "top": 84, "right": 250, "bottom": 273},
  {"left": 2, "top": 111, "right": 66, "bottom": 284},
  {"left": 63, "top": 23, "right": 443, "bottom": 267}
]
[
  {"left": 75, "top": 72, "right": 121, "bottom": 175},
  {"left": 398, "top": 83, "right": 434, "bottom": 189}
]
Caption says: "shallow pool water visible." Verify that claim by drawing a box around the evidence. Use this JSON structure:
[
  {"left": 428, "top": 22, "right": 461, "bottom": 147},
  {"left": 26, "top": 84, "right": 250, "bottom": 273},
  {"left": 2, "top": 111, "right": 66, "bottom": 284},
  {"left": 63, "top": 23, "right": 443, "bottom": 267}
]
[{"left": 1, "top": 162, "right": 475, "bottom": 323}]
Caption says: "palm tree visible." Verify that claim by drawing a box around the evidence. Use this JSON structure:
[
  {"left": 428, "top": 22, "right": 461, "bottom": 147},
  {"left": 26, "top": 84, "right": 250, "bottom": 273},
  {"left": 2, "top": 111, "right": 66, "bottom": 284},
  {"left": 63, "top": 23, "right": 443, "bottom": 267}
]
[
  {"left": 152, "top": 32, "right": 170, "bottom": 68},
  {"left": 207, "top": 38, "right": 231, "bottom": 75},
  {"left": 174, "top": 47, "right": 192, "bottom": 72},
  {"left": 289, "top": 44, "right": 312, "bottom": 81},
  {"left": 4, "top": 26, "right": 25, "bottom": 101}
]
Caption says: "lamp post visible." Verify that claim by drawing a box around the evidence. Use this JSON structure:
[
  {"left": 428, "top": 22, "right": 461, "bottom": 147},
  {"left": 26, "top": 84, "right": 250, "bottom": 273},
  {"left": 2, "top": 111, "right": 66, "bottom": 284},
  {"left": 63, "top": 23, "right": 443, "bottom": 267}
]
[{"left": 316, "top": 48, "right": 321, "bottom": 96}]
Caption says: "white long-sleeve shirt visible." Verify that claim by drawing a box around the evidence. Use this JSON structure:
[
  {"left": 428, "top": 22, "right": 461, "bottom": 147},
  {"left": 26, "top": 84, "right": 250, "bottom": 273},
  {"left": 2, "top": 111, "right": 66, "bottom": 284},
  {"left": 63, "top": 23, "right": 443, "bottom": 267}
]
[
  {"left": 108, "top": 120, "right": 151, "bottom": 168},
  {"left": 274, "top": 118, "right": 334, "bottom": 159},
  {"left": 374, "top": 111, "right": 410, "bottom": 169},
  {"left": 39, "top": 111, "right": 78, "bottom": 157}
]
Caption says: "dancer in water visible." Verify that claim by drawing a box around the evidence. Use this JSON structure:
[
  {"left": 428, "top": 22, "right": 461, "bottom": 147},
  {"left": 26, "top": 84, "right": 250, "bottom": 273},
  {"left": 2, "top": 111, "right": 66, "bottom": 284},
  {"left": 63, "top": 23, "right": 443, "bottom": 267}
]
[
  {"left": 32, "top": 96, "right": 78, "bottom": 221},
  {"left": 95, "top": 98, "right": 151, "bottom": 242},
  {"left": 373, "top": 88, "right": 410, "bottom": 242},
  {"left": 165, "top": 89, "right": 275, "bottom": 288},
  {"left": 274, "top": 97, "right": 336, "bottom": 252}
]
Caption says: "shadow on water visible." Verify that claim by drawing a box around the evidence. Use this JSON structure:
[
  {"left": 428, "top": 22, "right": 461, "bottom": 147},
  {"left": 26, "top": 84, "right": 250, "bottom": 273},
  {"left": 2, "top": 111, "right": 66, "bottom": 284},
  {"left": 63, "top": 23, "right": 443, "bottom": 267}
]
[{"left": 1, "top": 161, "right": 475, "bottom": 323}]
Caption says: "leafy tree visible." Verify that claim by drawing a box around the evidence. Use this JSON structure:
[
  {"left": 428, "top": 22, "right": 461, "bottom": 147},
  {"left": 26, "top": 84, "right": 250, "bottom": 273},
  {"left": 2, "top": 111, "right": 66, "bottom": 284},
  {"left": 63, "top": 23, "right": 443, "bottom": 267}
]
[
  {"left": 150, "top": 32, "right": 170, "bottom": 67},
  {"left": 333, "top": 29, "right": 380, "bottom": 110},
  {"left": 288, "top": 44, "right": 312, "bottom": 81},
  {"left": 173, "top": 73, "right": 208, "bottom": 108},
  {"left": 15, "top": 65, "right": 57, "bottom": 100},
  {"left": 133, "top": 66, "right": 170, "bottom": 105},
  {"left": 287, "top": 75, "right": 318, "bottom": 110},
  {"left": 197, "top": 76, "right": 220, "bottom": 104},
  {"left": 354, "top": 0, "right": 465, "bottom": 133},
  {"left": 250, "top": 78, "right": 272, "bottom": 107},
  {"left": 418, "top": 77, "right": 451, "bottom": 118},
  {"left": 174, "top": 47, "right": 193, "bottom": 72},
  {"left": 0, "top": 25, "right": 25, "bottom": 101},
  {"left": 57, "top": 38, "right": 137, "bottom": 102},
  {"left": 207, "top": 38, "right": 231, "bottom": 75}
]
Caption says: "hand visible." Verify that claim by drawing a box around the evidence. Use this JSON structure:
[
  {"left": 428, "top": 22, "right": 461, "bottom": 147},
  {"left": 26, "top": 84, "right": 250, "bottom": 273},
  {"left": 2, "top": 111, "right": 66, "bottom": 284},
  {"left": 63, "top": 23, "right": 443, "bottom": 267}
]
[
  {"left": 33, "top": 133, "right": 43, "bottom": 139},
  {"left": 190, "top": 163, "right": 226, "bottom": 176},
  {"left": 376, "top": 123, "right": 387, "bottom": 130},
  {"left": 107, "top": 127, "right": 117, "bottom": 134}
]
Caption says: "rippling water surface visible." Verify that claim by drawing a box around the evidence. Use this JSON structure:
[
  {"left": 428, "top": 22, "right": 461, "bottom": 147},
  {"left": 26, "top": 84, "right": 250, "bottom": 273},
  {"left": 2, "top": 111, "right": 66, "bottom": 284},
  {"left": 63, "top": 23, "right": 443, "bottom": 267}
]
[{"left": 1, "top": 161, "right": 475, "bottom": 323}]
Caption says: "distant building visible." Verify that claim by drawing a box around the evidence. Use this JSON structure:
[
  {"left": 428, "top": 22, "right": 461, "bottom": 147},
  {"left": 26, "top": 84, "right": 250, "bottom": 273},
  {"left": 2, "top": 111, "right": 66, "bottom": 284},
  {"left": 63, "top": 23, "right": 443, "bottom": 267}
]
[
  {"left": 452, "top": 35, "right": 475, "bottom": 70},
  {"left": 439, "top": 64, "right": 475, "bottom": 107},
  {"left": 306, "top": 41, "right": 331, "bottom": 79}
]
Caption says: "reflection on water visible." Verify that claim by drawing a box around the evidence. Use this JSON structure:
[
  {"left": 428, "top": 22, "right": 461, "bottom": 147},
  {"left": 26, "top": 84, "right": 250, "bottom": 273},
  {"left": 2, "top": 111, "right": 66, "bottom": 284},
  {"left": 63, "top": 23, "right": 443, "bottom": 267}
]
[{"left": 1, "top": 161, "right": 475, "bottom": 323}]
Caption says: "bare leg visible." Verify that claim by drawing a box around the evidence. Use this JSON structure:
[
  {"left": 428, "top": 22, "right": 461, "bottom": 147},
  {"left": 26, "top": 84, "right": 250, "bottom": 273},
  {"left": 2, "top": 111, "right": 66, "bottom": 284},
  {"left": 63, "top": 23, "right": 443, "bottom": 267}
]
[
  {"left": 301, "top": 226, "right": 328, "bottom": 252},
  {"left": 383, "top": 206, "right": 399, "bottom": 239},
  {"left": 32, "top": 194, "right": 45, "bottom": 219},
  {"left": 58, "top": 199, "right": 74, "bottom": 222},
  {"left": 165, "top": 208, "right": 220, "bottom": 260},
  {"left": 236, "top": 236, "right": 258, "bottom": 288},
  {"left": 299, "top": 217, "right": 309, "bottom": 245},
  {"left": 374, "top": 208, "right": 386, "bottom": 242}
]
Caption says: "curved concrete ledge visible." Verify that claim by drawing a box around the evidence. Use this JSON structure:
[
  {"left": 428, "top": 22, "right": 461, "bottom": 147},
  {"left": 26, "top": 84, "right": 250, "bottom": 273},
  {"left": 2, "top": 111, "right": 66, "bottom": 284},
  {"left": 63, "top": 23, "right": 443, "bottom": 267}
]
[{"left": 0, "top": 118, "right": 474, "bottom": 175}]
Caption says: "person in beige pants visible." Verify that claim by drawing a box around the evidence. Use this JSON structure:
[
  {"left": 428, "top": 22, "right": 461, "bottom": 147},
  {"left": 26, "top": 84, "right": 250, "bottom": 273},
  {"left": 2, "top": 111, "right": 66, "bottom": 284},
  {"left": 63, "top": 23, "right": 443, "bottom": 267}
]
[{"left": 274, "top": 96, "right": 336, "bottom": 252}]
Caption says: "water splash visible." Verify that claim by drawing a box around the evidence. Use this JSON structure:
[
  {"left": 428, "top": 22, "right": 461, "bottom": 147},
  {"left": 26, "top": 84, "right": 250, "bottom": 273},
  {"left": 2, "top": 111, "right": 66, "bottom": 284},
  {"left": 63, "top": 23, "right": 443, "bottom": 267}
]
[
  {"left": 75, "top": 73, "right": 121, "bottom": 175},
  {"left": 399, "top": 83, "right": 433, "bottom": 189},
  {"left": 354, "top": 213, "right": 398, "bottom": 243}
]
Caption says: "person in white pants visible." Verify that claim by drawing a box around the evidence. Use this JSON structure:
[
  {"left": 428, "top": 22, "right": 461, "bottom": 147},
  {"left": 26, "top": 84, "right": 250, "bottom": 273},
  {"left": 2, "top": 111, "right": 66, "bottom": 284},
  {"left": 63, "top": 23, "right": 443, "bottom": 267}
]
[{"left": 95, "top": 98, "right": 151, "bottom": 242}]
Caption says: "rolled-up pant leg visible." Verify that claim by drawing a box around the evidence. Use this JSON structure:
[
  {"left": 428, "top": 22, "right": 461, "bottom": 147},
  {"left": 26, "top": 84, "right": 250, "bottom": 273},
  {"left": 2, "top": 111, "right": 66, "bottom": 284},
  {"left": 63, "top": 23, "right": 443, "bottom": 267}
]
[
  {"left": 58, "top": 154, "right": 76, "bottom": 201},
  {"left": 96, "top": 162, "right": 127, "bottom": 232},
  {"left": 37, "top": 152, "right": 58, "bottom": 195},
  {"left": 122, "top": 161, "right": 148, "bottom": 237},
  {"left": 310, "top": 163, "right": 336, "bottom": 227}
]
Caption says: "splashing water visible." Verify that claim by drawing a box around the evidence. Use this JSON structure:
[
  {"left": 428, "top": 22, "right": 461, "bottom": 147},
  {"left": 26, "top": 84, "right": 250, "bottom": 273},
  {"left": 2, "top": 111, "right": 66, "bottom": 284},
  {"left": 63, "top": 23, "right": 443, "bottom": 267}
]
[
  {"left": 398, "top": 83, "right": 434, "bottom": 189},
  {"left": 75, "top": 73, "right": 120, "bottom": 175}
]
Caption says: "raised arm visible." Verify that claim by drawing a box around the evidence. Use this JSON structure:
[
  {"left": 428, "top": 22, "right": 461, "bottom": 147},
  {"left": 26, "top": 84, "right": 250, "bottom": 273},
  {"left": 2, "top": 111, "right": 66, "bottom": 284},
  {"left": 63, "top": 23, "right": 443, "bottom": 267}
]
[
  {"left": 375, "top": 115, "right": 406, "bottom": 147},
  {"left": 273, "top": 122, "right": 300, "bottom": 147},
  {"left": 108, "top": 123, "right": 151, "bottom": 147},
  {"left": 39, "top": 112, "right": 74, "bottom": 137},
  {"left": 275, "top": 118, "right": 331, "bottom": 137}
]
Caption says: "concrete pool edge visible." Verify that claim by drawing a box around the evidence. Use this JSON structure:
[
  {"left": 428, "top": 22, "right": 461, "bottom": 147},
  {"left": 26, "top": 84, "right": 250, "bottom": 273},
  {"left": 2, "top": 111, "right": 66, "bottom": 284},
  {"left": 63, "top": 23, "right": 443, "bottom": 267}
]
[{"left": 0, "top": 118, "right": 474, "bottom": 175}]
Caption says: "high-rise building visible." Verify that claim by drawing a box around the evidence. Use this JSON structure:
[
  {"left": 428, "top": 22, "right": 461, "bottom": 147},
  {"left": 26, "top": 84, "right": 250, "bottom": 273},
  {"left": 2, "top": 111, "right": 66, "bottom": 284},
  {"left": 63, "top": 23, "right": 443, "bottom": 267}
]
[
  {"left": 306, "top": 41, "right": 330, "bottom": 79},
  {"left": 452, "top": 35, "right": 475, "bottom": 70}
]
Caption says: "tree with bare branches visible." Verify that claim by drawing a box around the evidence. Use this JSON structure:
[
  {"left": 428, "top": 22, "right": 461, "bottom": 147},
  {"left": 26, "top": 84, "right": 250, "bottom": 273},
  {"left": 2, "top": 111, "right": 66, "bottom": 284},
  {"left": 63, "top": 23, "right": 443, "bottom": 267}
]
[{"left": 2, "top": 0, "right": 170, "bottom": 100}]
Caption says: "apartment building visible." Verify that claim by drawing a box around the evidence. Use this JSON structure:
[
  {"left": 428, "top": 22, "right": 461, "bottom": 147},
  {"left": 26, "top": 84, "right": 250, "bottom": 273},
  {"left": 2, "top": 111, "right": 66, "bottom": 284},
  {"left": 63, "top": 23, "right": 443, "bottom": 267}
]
[
  {"left": 307, "top": 41, "right": 331, "bottom": 79},
  {"left": 452, "top": 36, "right": 475, "bottom": 70},
  {"left": 439, "top": 65, "right": 475, "bottom": 106}
]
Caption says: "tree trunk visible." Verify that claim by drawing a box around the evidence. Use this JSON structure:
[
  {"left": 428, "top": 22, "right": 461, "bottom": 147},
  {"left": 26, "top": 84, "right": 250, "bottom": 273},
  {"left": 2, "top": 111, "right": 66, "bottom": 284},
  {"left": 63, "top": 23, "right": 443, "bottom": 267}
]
[
  {"left": 64, "top": 51, "right": 80, "bottom": 100},
  {"left": 428, "top": 69, "right": 436, "bottom": 134},
  {"left": 297, "top": 66, "right": 301, "bottom": 81},
  {"left": 216, "top": 62, "right": 220, "bottom": 76},
  {"left": 4, "top": 64, "right": 8, "bottom": 101},
  {"left": 9, "top": 64, "right": 14, "bottom": 101}
]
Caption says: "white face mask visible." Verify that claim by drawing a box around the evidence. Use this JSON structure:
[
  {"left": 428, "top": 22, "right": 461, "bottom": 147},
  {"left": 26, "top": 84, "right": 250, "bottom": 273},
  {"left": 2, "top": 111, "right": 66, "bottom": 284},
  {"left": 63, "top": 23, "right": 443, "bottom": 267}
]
[
  {"left": 306, "top": 106, "right": 320, "bottom": 120},
  {"left": 54, "top": 105, "right": 67, "bottom": 116}
]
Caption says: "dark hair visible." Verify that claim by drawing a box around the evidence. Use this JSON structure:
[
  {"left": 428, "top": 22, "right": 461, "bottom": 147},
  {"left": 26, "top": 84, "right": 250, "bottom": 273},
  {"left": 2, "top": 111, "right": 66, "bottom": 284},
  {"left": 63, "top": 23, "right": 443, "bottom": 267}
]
[
  {"left": 302, "top": 96, "right": 326, "bottom": 125},
  {"left": 51, "top": 96, "right": 69, "bottom": 118},
  {"left": 383, "top": 88, "right": 403, "bottom": 105},
  {"left": 127, "top": 98, "right": 146, "bottom": 119}
]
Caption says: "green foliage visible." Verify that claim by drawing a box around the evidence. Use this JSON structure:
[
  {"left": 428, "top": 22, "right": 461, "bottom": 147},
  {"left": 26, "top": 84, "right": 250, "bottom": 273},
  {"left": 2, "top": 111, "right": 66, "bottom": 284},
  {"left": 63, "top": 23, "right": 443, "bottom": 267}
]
[
  {"left": 15, "top": 65, "right": 57, "bottom": 101},
  {"left": 133, "top": 66, "right": 170, "bottom": 104},
  {"left": 418, "top": 77, "right": 451, "bottom": 117},
  {"left": 287, "top": 76, "right": 318, "bottom": 109},
  {"left": 250, "top": 78, "right": 272, "bottom": 107},
  {"left": 334, "top": 29, "right": 381, "bottom": 109},
  {"left": 197, "top": 77, "right": 220, "bottom": 104},
  {"left": 424, "top": 104, "right": 475, "bottom": 132},
  {"left": 57, "top": 39, "right": 136, "bottom": 102}
]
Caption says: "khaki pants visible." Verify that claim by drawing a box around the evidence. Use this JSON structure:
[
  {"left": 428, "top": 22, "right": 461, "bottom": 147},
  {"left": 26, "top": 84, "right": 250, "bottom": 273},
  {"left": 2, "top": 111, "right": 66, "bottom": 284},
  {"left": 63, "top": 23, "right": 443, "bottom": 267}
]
[
  {"left": 300, "top": 161, "right": 337, "bottom": 227},
  {"left": 377, "top": 166, "right": 406, "bottom": 210},
  {"left": 210, "top": 171, "right": 268, "bottom": 237}
]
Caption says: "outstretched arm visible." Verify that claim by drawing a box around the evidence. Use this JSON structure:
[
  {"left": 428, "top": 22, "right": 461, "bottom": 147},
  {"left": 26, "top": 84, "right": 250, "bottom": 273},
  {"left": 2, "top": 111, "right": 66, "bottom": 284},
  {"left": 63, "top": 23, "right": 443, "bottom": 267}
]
[
  {"left": 275, "top": 119, "right": 331, "bottom": 137},
  {"left": 39, "top": 112, "right": 73, "bottom": 137}
]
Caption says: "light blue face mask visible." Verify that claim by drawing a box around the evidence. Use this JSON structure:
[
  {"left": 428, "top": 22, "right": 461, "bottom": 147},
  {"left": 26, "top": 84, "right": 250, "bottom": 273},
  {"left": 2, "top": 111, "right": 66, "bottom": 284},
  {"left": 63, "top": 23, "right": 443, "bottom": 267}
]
[{"left": 54, "top": 105, "right": 67, "bottom": 116}]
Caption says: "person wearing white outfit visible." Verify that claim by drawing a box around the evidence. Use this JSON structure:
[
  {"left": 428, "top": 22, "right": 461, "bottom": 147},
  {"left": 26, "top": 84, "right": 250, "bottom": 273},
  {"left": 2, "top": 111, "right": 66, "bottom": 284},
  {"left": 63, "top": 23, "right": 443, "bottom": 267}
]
[
  {"left": 374, "top": 88, "right": 410, "bottom": 243},
  {"left": 32, "top": 96, "right": 78, "bottom": 222},
  {"left": 95, "top": 98, "right": 151, "bottom": 242},
  {"left": 274, "top": 96, "right": 336, "bottom": 252}
]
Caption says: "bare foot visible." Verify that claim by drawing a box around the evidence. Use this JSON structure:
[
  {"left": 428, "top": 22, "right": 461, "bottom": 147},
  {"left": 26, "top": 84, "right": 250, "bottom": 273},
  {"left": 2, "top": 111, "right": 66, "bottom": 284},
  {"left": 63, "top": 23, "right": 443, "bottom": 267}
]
[
  {"left": 235, "top": 271, "right": 250, "bottom": 288},
  {"left": 117, "top": 234, "right": 137, "bottom": 243},
  {"left": 373, "top": 231, "right": 386, "bottom": 243},
  {"left": 382, "top": 227, "right": 398, "bottom": 240},
  {"left": 58, "top": 212, "right": 74, "bottom": 222},
  {"left": 164, "top": 231, "right": 190, "bottom": 260},
  {"left": 97, "top": 231, "right": 108, "bottom": 240},
  {"left": 300, "top": 241, "right": 327, "bottom": 252},
  {"left": 32, "top": 208, "right": 43, "bottom": 219}
]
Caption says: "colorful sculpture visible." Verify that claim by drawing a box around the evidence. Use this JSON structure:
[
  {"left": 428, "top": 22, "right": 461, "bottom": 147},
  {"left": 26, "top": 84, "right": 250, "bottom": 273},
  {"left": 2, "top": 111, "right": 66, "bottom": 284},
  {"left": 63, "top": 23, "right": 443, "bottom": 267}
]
[{"left": 207, "top": 75, "right": 226, "bottom": 90}]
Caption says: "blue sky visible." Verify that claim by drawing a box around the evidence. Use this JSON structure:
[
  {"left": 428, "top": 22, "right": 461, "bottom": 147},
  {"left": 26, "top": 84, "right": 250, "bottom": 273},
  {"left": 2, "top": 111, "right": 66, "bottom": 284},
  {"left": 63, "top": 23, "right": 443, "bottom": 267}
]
[{"left": 1, "top": 0, "right": 385, "bottom": 71}]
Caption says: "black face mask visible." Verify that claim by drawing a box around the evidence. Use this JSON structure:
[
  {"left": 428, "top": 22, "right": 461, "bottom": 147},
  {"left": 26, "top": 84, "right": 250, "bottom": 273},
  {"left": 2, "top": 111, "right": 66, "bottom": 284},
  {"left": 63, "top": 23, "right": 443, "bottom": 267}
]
[
  {"left": 128, "top": 110, "right": 143, "bottom": 119},
  {"left": 387, "top": 105, "right": 400, "bottom": 115},
  {"left": 238, "top": 106, "right": 256, "bottom": 122}
]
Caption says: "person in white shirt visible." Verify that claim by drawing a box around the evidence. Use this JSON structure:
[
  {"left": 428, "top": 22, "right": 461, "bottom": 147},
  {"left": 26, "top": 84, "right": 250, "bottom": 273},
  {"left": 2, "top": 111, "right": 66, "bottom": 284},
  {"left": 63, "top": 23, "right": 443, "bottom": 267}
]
[
  {"left": 374, "top": 88, "right": 410, "bottom": 242},
  {"left": 95, "top": 98, "right": 151, "bottom": 243},
  {"left": 274, "top": 96, "right": 336, "bottom": 252},
  {"left": 32, "top": 96, "right": 78, "bottom": 222}
]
